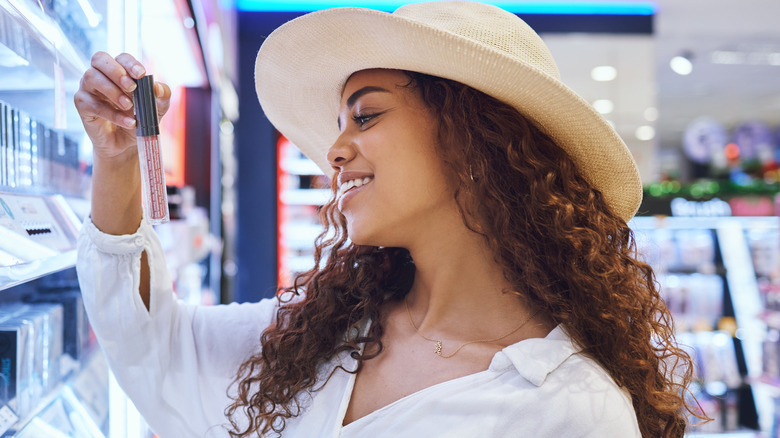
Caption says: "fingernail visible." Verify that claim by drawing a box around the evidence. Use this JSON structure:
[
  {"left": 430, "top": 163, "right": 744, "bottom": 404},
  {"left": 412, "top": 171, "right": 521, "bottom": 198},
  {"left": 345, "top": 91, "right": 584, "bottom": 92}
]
[
  {"left": 120, "top": 96, "right": 133, "bottom": 110},
  {"left": 124, "top": 117, "right": 136, "bottom": 128},
  {"left": 154, "top": 83, "right": 162, "bottom": 97},
  {"left": 132, "top": 65, "right": 145, "bottom": 77},
  {"left": 121, "top": 76, "right": 136, "bottom": 92}
]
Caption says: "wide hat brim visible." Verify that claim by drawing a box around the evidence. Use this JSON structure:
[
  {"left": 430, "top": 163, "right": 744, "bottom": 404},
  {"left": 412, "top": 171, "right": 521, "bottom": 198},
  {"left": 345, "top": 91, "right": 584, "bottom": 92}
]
[{"left": 255, "top": 2, "right": 643, "bottom": 222}]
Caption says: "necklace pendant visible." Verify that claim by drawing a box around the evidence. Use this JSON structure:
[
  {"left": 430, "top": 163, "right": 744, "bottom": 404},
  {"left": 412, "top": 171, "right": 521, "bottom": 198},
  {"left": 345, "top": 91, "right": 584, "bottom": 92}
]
[{"left": 434, "top": 340, "right": 442, "bottom": 356}]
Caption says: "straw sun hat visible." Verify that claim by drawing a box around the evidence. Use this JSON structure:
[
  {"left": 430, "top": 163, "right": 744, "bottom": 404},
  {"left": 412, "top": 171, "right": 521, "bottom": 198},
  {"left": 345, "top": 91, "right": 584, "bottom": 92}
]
[{"left": 254, "top": 0, "right": 643, "bottom": 221}]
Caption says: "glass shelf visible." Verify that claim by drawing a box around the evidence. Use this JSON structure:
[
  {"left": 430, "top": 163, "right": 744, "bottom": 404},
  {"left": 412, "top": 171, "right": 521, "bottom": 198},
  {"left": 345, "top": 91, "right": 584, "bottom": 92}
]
[
  {"left": 0, "top": 250, "right": 77, "bottom": 292},
  {"left": 0, "top": 192, "right": 83, "bottom": 292},
  {"left": 0, "top": 0, "right": 105, "bottom": 138}
]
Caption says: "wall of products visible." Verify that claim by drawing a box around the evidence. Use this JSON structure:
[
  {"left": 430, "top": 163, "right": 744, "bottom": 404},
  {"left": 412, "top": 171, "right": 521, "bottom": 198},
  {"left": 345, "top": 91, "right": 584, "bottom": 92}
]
[
  {"left": 277, "top": 135, "right": 330, "bottom": 286},
  {"left": 0, "top": 0, "right": 233, "bottom": 435},
  {"left": 632, "top": 216, "right": 780, "bottom": 435}
]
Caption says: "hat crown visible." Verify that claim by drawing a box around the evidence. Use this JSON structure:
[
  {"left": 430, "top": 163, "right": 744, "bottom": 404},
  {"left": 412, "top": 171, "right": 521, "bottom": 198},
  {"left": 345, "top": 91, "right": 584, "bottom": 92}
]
[{"left": 393, "top": 1, "right": 560, "bottom": 80}]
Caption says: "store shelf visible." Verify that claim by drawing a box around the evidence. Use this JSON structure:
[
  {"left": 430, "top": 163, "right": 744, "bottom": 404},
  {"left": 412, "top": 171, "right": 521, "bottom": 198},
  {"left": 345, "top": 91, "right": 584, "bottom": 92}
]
[
  {"left": 5, "top": 349, "right": 108, "bottom": 437},
  {"left": 0, "top": 0, "right": 91, "bottom": 76},
  {"left": 0, "top": 250, "right": 76, "bottom": 292},
  {"left": 280, "top": 188, "right": 331, "bottom": 206},
  {"left": 0, "top": 0, "right": 103, "bottom": 138},
  {"left": 280, "top": 157, "right": 324, "bottom": 176},
  {"left": 630, "top": 215, "right": 779, "bottom": 230},
  {"left": 630, "top": 216, "right": 774, "bottom": 433},
  {"left": 0, "top": 192, "right": 84, "bottom": 292}
]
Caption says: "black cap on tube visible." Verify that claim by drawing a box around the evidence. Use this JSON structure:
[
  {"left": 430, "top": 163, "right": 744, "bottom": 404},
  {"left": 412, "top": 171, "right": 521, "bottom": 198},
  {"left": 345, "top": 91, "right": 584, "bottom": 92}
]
[{"left": 132, "top": 75, "right": 159, "bottom": 137}]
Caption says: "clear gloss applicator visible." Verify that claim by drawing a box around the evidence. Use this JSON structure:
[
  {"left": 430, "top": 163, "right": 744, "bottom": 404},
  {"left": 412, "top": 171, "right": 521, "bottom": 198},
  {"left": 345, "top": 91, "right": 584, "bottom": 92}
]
[{"left": 132, "top": 75, "right": 169, "bottom": 224}]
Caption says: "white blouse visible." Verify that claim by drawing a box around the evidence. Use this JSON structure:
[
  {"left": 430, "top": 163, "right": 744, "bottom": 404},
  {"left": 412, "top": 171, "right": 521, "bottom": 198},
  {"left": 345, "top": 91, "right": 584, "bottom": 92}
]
[{"left": 76, "top": 217, "right": 641, "bottom": 437}]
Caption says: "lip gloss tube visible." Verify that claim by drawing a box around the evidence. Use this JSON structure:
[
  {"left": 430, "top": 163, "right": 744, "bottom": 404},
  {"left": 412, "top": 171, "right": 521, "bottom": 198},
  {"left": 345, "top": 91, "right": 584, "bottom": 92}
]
[{"left": 132, "top": 75, "right": 169, "bottom": 224}]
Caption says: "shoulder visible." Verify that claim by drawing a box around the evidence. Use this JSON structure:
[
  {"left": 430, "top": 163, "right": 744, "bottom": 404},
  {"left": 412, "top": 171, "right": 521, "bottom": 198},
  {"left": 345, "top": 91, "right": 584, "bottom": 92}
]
[
  {"left": 545, "top": 352, "right": 639, "bottom": 433},
  {"left": 495, "top": 326, "right": 641, "bottom": 436}
]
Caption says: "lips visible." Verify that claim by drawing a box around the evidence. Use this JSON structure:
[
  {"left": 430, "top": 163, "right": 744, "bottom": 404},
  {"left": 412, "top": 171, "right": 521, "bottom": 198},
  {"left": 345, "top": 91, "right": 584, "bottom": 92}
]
[
  {"left": 337, "top": 171, "right": 374, "bottom": 196},
  {"left": 337, "top": 170, "right": 374, "bottom": 209}
]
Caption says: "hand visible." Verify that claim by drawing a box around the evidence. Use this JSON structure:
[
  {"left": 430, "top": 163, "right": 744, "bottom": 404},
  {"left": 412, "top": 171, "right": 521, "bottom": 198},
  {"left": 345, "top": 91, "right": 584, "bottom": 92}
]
[{"left": 74, "top": 52, "right": 172, "bottom": 161}]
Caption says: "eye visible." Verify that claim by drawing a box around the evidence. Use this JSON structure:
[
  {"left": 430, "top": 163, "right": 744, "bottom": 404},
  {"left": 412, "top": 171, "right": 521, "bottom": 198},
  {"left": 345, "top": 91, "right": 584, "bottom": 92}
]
[{"left": 352, "top": 112, "right": 380, "bottom": 127}]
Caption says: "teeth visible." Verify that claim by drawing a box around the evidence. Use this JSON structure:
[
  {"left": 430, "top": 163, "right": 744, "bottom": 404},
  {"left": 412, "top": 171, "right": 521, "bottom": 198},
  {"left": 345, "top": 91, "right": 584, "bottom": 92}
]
[{"left": 339, "top": 176, "right": 373, "bottom": 195}]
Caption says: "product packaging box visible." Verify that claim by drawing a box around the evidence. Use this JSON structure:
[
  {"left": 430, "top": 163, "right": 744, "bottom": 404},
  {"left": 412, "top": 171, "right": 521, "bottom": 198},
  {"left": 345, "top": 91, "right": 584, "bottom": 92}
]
[
  {"left": 27, "top": 290, "right": 89, "bottom": 372},
  {"left": 0, "top": 302, "right": 65, "bottom": 419},
  {"left": 0, "top": 310, "right": 34, "bottom": 418},
  {"left": 20, "top": 303, "right": 64, "bottom": 395}
]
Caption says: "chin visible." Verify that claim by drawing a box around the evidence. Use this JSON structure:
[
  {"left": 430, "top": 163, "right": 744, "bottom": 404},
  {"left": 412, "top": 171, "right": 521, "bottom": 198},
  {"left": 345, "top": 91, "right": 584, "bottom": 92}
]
[{"left": 346, "top": 224, "right": 386, "bottom": 248}]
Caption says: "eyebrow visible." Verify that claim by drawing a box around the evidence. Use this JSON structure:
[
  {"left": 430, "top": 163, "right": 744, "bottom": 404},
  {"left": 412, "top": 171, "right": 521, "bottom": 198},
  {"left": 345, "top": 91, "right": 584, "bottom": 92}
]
[
  {"left": 338, "top": 86, "right": 392, "bottom": 129},
  {"left": 346, "top": 86, "right": 391, "bottom": 109}
]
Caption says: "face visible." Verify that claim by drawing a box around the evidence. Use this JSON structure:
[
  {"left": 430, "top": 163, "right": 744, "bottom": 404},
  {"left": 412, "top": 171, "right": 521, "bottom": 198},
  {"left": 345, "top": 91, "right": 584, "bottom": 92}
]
[{"left": 327, "top": 69, "right": 457, "bottom": 248}]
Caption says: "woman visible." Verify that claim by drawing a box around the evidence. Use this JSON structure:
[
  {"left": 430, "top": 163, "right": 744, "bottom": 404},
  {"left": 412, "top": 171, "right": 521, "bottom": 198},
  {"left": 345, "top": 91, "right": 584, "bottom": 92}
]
[{"left": 75, "top": 1, "right": 700, "bottom": 437}]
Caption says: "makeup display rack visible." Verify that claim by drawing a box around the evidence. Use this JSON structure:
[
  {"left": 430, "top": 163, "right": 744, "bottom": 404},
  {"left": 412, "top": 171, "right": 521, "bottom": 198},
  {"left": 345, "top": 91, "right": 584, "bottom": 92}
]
[
  {"left": 631, "top": 215, "right": 780, "bottom": 437},
  {"left": 0, "top": 0, "right": 110, "bottom": 434}
]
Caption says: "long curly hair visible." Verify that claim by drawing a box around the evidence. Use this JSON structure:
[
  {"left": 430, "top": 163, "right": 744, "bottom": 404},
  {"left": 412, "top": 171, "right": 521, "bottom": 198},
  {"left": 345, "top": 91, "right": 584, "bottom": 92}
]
[{"left": 226, "top": 71, "right": 702, "bottom": 437}]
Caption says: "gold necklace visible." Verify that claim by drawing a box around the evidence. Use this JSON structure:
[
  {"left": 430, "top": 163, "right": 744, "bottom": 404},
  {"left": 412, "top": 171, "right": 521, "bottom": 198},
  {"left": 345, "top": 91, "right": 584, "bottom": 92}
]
[{"left": 404, "top": 296, "right": 540, "bottom": 359}]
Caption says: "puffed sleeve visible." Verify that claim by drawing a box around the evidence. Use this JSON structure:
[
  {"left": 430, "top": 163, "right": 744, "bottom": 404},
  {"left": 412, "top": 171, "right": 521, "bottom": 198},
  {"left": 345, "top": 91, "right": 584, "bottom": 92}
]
[{"left": 76, "top": 216, "right": 280, "bottom": 437}]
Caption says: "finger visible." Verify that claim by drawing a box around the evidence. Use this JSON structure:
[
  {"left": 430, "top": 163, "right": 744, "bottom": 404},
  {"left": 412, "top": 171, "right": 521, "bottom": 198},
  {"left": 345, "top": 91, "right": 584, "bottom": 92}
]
[
  {"left": 80, "top": 67, "right": 134, "bottom": 112},
  {"left": 115, "top": 52, "right": 147, "bottom": 80},
  {"left": 90, "top": 51, "right": 138, "bottom": 94},
  {"left": 154, "top": 82, "right": 172, "bottom": 118},
  {"left": 74, "top": 89, "right": 137, "bottom": 130}
]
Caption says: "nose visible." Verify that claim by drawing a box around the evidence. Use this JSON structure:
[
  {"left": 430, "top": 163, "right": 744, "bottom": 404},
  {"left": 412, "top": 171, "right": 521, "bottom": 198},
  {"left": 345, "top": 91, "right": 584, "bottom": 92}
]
[{"left": 326, "top": 133, "right": 357, "bottom": 172}]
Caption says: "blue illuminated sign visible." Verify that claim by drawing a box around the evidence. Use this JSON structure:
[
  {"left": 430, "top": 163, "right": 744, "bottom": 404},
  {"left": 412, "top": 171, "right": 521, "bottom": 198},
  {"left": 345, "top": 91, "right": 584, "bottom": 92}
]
[{"left": 236, "top": 1, "right": 657, "bottom": 15}]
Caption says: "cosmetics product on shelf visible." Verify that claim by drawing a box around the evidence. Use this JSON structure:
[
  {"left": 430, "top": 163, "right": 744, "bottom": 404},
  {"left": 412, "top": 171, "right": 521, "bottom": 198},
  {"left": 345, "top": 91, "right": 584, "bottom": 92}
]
[
  {"left": 18, "top": 111, "right": 31, "bottom": 188},
  {"left": 20, "top": 304, "right": 63, "bottom": 395},
  {"left": 678, "top": 330, "right": 743, "bottom": 433},
  {"left": 745, "top": 227, "right": 780, "bottom": 279},
  {"left": 0, "top": 302, "right": 66, "bottom": 420},
  {"left": 1, "top": 101, "right": 6, "bottom": 187},
  {"left": 675, "top": 229, "right": 716, "bottom": 272},
  {"left": 762, "top": 329, "right": 780, "bottom": 381},
  {"left": 694, "top": 330, "right": 743, "bottom": 389},
  {"left": 637, "top": 226, "right": 717, "bottom": 274},
  {"left": 26, "top": 290, "right": 89, "bottom": 373},
  {"left": 0, "top": 305, "right": 34, "bottom": 418},
  {"left": 658, "top": 274, "right": 723, "bottom": 331},
  {"left": 0, "top": 100, "right": 82, "bottom": 195}
]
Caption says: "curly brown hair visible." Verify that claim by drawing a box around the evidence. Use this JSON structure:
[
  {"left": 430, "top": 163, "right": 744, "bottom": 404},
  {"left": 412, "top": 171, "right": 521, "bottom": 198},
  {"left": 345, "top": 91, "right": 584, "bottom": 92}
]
[{"left": 225, "top": 71, "right": 702, "bottom": 437}]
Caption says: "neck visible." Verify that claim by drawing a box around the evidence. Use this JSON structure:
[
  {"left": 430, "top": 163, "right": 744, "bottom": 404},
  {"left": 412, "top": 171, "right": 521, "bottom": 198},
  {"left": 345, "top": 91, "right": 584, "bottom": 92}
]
[{"left": 402, "top": 223, "right": 534, "bottom": 342}]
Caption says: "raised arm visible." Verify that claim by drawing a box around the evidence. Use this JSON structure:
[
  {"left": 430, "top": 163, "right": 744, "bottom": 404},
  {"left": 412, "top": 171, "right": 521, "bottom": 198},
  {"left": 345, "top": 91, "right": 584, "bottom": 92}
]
[{"left": 73, "top": 52, "right": 171, "bottom": 309}]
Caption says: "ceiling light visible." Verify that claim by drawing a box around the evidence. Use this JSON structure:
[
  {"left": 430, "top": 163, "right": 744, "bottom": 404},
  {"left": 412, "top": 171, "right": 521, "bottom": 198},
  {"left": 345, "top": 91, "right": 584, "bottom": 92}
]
[
  {"left": 644, "top": 107, "right": 658, "bottom": 122},
  {"left": 670, "top": 54, "right": 693, "bottom": 75},
  {"left": 592, "top": 99, "right": 614, "bottom": 114},
  {"left": 635, "top": 125, "right": 655, "bottom": 141},
  {"left": 591, "top": 65, "right": 617, "bottom": 82}
]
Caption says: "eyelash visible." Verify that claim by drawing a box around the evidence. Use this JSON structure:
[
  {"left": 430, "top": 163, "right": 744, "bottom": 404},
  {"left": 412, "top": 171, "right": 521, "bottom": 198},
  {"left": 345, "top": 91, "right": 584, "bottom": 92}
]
[{"left": 352, "top": 112, "right": 379, "bottom": 126}]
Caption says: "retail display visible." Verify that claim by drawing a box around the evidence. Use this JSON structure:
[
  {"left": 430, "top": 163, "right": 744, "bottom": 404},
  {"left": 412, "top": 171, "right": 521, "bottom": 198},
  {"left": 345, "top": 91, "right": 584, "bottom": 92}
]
[
  {"left": 0, "top": 303, "right": 64, "bottom": 420},
  {"left": 0, "top": 101, "right": 81, "bottom": 195},
  {"left": 632, "top": 216, "right": 780, "bottom": 435},
  {"left": 277, "top": 135, "right": 330, "bottom": 285},
  {"left": 0, "top": 0, "right": 112, "bottom": 435}
]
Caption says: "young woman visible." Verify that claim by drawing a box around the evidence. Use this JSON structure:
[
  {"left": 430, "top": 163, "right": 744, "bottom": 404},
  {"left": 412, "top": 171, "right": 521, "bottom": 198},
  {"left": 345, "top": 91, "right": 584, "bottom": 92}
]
[{"left": 75, "top": 1, "right": 700, "bottom": 437}]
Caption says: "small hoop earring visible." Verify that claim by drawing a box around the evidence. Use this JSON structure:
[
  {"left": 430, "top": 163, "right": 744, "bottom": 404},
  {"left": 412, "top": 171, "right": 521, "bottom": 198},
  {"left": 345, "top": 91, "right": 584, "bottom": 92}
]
[{"left": 469, "top": 166, "right": 476, "bottom": 182}]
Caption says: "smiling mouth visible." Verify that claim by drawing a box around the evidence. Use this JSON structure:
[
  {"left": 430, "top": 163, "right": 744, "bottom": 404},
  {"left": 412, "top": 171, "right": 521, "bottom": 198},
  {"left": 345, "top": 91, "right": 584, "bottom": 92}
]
[{"left": 338, "top": 176, "right": 374, "bottom": 197}]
